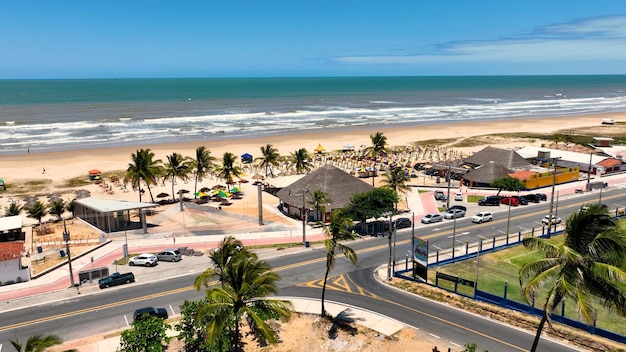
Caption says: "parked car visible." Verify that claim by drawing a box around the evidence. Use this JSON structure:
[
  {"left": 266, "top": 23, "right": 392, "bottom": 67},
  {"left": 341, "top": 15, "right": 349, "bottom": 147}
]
[
  {"left": 156, "top": 249, "right": 182, "bottom": 262},
  {"left": 541, "top": 215, "right": 562, "bottom": 225},
  {"left": 444, "top": 208, "right": 466, "bottom": 219},
  {"left": 353, "top": 220, "right": 389, "bottom": 236},
  {"left": 98, "top": 272, "right": 135, "bottom": 289},
  {"left": 478, "top": 196, "right": 501, "bottom": 206},
  {"left": 434, "top": 190, "right": 447, "bottom": 200},
  {"left": 454, "top": 192, "right": 463, "bottom": 201},
  {"left": 448, "top": 205, "right": 467, "bottom": 212},
  {"left": 128, "top": 253, "right": 158, "bottom": 267},
  {"left": 421, "top": 213, "right": 443, "bottom": 224},
  {"left": 523, "top": 194, "right": 541, "bottom": 203},
  {"left": 133, "top": 307, "right": 169, "bottom": 322},
  {"left": 512, "top": 196, "right": 528, "bottom": 205},
  {"left": 394, "top": 217, "right": 412, "bottom": 229},
  {"left": 471, "top": 211, "right": 493, "bottom": 223},
  {"left": 500, "top": 197, "right": 520, "bottom": 206},
  {"left": 535, "top": 193, "right": 547, "bottom": 201}
]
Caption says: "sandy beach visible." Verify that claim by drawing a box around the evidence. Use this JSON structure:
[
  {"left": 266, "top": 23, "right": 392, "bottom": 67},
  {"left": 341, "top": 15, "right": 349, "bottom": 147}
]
[{"left": 1, "top": 112, "right": 624, "bottom": 228}]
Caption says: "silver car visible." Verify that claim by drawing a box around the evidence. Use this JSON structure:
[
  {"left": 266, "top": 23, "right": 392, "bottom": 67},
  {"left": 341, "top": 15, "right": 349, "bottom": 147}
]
[
  {"left": 421, "top": 213, "right": 443, "bottom": 224},
  {"left": 444, "top": 208, "right": 465, "bottom": 219},
  {"left": 128, "top": 253, "right": 158, "bottom": 267},
  {"left": 156, "top": 249, "right": 182, "bottom": 262}
]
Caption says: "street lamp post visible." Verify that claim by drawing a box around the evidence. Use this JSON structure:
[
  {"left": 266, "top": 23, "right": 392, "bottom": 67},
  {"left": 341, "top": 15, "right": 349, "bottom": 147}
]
[
  {"left": 451, "top": 215, "right": 457, "bottom": 261},
  {"left": 290, "top": 187, "right": 309, "bottom": 245},
  {"left": 62, "top": 219, "right": 75, "bottom": 287},
  {"left": 547, "top": 157, "right": 560, "bottom": 237},
  {"left": 383, "top": 211, "right": 393, "bottom": 280}
]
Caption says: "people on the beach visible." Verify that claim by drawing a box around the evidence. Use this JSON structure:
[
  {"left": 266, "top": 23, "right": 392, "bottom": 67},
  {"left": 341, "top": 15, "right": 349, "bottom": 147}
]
[{"left": 42, "top": 167, "right": 46, "bottom": 174}]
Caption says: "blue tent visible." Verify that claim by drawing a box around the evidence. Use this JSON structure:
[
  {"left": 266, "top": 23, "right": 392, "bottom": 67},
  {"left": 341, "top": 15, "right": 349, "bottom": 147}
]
[{"left": 241, "top": 153, "right": 253, "bottom": 163}]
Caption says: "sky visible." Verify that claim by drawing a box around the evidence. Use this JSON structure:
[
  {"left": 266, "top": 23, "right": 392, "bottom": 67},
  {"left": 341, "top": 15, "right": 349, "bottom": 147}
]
[{"left": 1, "top": 1, "right": 625, "bottom": 79}]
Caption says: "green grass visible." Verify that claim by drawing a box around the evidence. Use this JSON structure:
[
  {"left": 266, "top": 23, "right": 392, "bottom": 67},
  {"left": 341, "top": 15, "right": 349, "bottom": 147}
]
[
  {"left": 466, "top": 195, "right": 482, "bottom": 203},
  {"left": 433, "top": 234, "right": 626, "bottom": 335},
  {"left": 412, "top": 138, "right": 459, "bottom": 146}
]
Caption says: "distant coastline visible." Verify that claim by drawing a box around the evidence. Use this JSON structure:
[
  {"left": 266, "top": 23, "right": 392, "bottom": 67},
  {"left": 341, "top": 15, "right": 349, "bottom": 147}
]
[{"left": 1, "top": 75, "right": 626, "bottom": 154}]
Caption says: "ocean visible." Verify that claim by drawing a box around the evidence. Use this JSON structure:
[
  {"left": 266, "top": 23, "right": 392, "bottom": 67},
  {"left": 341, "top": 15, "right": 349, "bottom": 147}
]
[{"left": 1, "top": 75, "right": 626, "bottom": 154}]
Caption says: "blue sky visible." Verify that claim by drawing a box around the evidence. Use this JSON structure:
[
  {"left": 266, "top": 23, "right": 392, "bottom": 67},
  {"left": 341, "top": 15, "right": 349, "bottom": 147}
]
[{"left": 1, "top": 1, "right": 625, "bottom": 78}]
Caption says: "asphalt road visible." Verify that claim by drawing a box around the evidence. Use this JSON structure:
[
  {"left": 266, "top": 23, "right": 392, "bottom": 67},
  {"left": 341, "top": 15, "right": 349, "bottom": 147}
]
[{"left": 0, "top": 189, "right": 622, "bottom": 350}]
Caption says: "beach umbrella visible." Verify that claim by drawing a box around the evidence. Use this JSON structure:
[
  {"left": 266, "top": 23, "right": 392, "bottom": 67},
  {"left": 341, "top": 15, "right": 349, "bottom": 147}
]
[
  {"left": 200, "top": 187, "right": 211, "bottom": 192},
  {"left": 230, "top": 187, "right": 241, "bottom": 193},
  {"left": 88, "top": 169, "right": 101, "bottom": 175},
  {"left": 48, "top": 196, "right": 63, "bottom": 203},
  {"left": 23, "top": 196, "right": 38, "bottom": 202},
  {"left": 177, "top": 189, "right": 190, "bottom": 194},
  {"left": 212, "top": 184, "right": 225, "bottom": 190},
  {"left": 156, "top": 192, "right": 169, "bottom": 198},
  {"left": 252, "top": 173, "right": 265, "bottom": 180},
  {"left": 24, "top": 200, "right": 38, "bottom": 208},
  {"left": 47, "top": 192, "right": 61, "bottom": 198},
  {"left": 194, "top": 192, "right": 209, "bottom": 197}
]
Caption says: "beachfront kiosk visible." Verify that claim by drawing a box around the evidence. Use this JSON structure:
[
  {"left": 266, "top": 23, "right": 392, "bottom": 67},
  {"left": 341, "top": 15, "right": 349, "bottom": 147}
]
[{"left": 74, "top": 198, "right": 158, "bottom": 234}]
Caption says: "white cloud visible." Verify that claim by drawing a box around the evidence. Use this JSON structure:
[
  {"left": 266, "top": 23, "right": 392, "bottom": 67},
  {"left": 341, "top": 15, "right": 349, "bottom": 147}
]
[{"left": 331, "top": 15, "right": 626, "bottom": 65}]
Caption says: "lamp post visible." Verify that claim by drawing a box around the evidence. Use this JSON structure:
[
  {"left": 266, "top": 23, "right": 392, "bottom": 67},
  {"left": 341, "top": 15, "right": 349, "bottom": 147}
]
[
  {"left": 382, "top": 211, "right": 393, "bottom": 280},
  {"left": 547, "top": 157, "right": 560, "bottom": 237},
  {"left": 62, "top": 219, "right": 75, "bottom": 287},
  {"left": 291, "top": 187, "right": 309, "bottom": 245},
  {"left": 451, "top": 214, "right": 457, "bottom": 261}
]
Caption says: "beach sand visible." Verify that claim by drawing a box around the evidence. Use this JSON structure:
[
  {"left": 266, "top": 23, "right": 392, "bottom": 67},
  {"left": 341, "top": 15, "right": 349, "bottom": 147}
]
[{"left": 1, "top": 112, "right": 624, "bottom": 230}]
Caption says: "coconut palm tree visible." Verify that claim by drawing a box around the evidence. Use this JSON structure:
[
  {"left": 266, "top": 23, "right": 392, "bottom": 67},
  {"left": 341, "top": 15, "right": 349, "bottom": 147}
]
[
  {"left": 4, "top": 202, "right": 22, "bottom": 217},
  {"left": 319, "top": 209, "right": 357, "bottom": 317},
  {"left": 290, "top": 148, "right": 312, "bottom": 174},
  {"left": 163, "top": 152, "right": 193, "bottom": 202},
  {"left": 365, "top": 132, "right": 388, "bottom": 186},
  {"left": 308, "top": 189, "right": 332, "bottom": 223},
  {"left": 519, "top": 204, "right": 626, "bottom": 352},
  {"left": 193, "top": 146, "right": 216, "bottom": 199},
  {"left": 66, "top": 199, "right": 76, "bottom": 218},
  {"left": 216, "top": 152, "right": 243, "bottom": 185},
  {"left": 48, "top": 200, "right": 65, "bottom": 221},
  {"left": 25, "top": 201, "right": 48, "bottom": 225},
  {"left": 193, "top": 236, "right": 257, "bottom": 289},
  {"left": 380, "top": 167, "right": 411, "bottom": 212},
  {"left": 125, "top": 148, "right": 163, "bottom": 203},
  {"left": 195, "top": 255, "right": 291, "bottom": 351},
  {"left": 255, "top": 144, "right": 280, "bottom": 178},
  {"left": 10, "top": 333, "right": 67, "bottom": 352}
]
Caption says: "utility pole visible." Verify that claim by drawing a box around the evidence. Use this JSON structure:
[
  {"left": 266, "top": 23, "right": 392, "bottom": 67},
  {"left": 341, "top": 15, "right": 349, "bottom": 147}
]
[
  {"left": 62, "top": 219, "right": 75, "bottom": 287},
  {"left": 547, "top": 157, "right": 559, "bottom": 236}
]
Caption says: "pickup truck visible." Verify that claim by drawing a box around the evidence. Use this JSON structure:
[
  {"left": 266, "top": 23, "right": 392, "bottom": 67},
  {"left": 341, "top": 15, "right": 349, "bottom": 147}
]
[{"left": 98, "top": 272, "right": 135, "bottom": 289}]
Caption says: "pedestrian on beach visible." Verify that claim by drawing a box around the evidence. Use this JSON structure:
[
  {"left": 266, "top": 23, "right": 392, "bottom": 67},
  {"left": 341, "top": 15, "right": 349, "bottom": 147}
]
[{"left": 42, "top": 167, "right": 46, "bottom": 174}]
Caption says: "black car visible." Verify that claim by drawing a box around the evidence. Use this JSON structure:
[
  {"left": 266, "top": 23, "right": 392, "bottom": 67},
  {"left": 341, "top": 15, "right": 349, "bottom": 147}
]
[
  {"left": 448, "top": 205, "right": 467, "bottom": 212},
  {"left": 523, "top": 194, "right": 541, "bottom": 203},
  {"left": 133, "top": 307, "right": 169, "bottom": 322},
  {"left": 394, "top": 217, "right": 412, "bottom": 229},
  {"left": 478, "top": 196, "right": 501, "bottom": 206},
  {"left": 535, "top": 193, "right": 547, "bottom": 201}
]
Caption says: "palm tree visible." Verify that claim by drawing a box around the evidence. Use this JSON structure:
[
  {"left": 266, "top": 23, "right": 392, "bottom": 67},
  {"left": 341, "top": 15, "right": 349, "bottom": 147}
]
[
  {"left": 319, "top": 209, "right": 357, "bottom": 317},
  {"left": 25, "top": 201, "right": 48, "bottom": 225},
  {"left": 380, "top": 167, "right": 411, "bottom": 212},
  {"left": 290, "top": 148, "right": 312, "bottom": 174},
  {"left": 195, "top": 255, "right": 291, "bottom": 351},
  {"left": 308, "top": 189, "right": 332, "bottom": 223},
  {"left": 125, "top": 148, "right": 163, "bottom": 203},
  {"left": 163, "top": 152, "right": 193, "bottom": 202},
  {"left": 193, "top": 236, "right": 257, "bottom": 289},
  {"left": 10, "top": 333, "right": 64, "bottom": 352},
  {"left": 48, "top": 200, "right": 65, "bottom": 221},
  {"left": 216, "top": 152, "right": 244, "bottom": 185},
  {"left": 66, "top": 199, "right": 76, "bottom": 218},
  {"left": 365, "top": 132, "right": 388, "bottom": 186},
  {"left": 4, "top": 203, "right": 22, "bottom": 217},
  {"left": 193, "top": 146, "right": 216, "bottom": 199},
  {"left": 519, "top": 204, "right": 626, "bottom": 352},
  {"left": 256, "top": 144, "right": 280, "bottom": 178}
]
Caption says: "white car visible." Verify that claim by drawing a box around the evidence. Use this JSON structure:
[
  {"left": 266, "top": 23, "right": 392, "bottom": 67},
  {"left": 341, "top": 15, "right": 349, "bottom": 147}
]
[
  {"left": 471, "top": 211, "right": 493, "bottom": 223},
  {"left": 541, "top": 215, "right": 562, "bottom": 225},
  {"left": 128, "top": 253, "right": 158, "bottom": 267},
  {"left": 454, "top": 192, "right": 463, "bottom": 201}
]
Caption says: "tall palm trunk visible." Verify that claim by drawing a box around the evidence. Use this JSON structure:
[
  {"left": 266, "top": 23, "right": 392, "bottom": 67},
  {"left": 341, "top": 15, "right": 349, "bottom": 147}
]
[
  {"left": 530, "top": 313, "right": 548, "bottom": 352},
  {"left": 146, "top": 183, "right": 155, "bottom": 203},
  {"left": 321, "top": 255, "right": 331, "bottom": 317}
]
